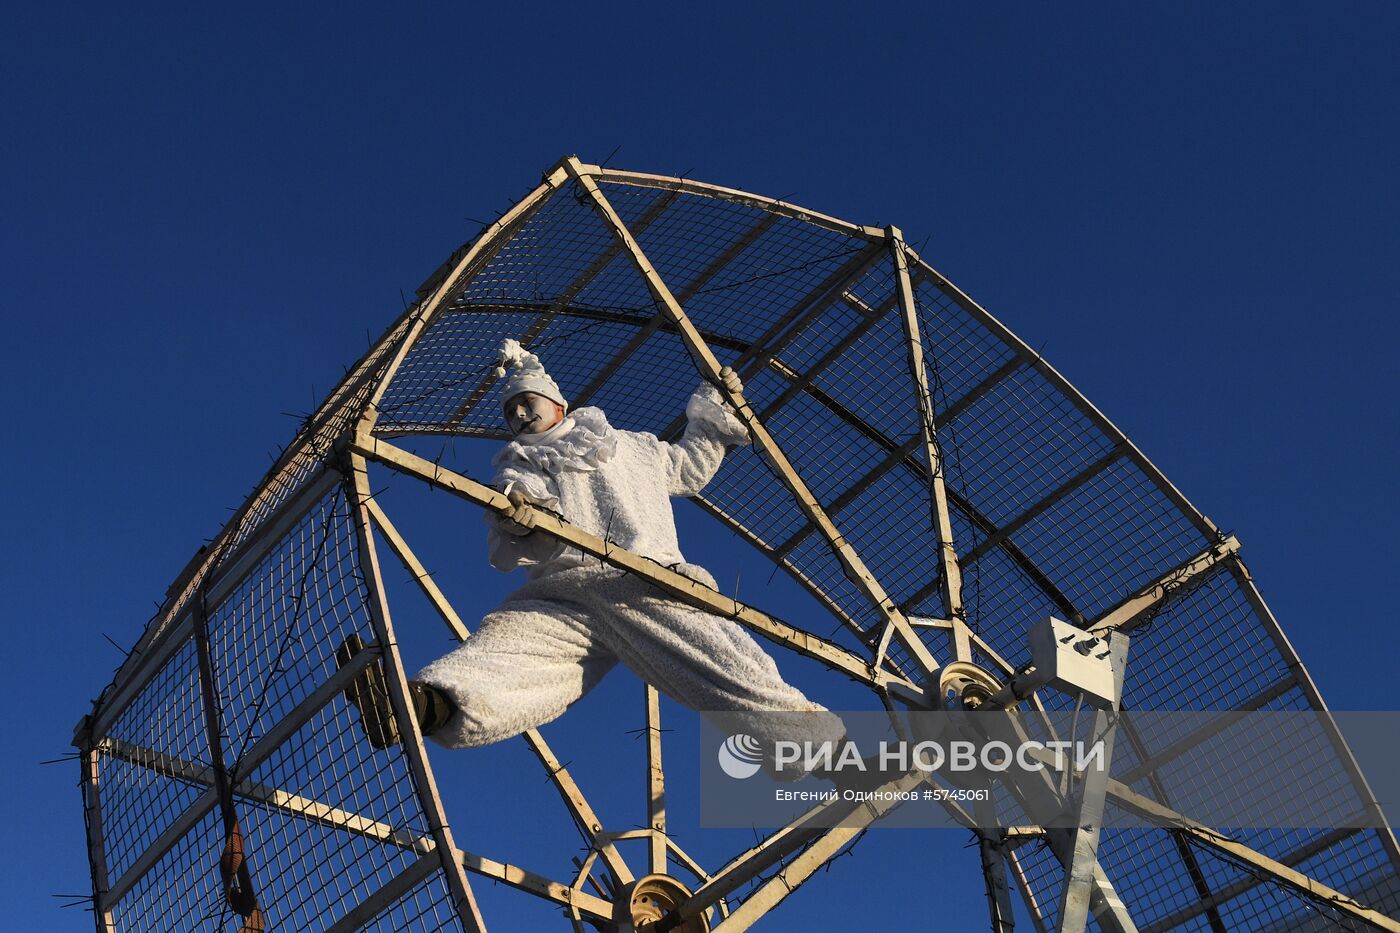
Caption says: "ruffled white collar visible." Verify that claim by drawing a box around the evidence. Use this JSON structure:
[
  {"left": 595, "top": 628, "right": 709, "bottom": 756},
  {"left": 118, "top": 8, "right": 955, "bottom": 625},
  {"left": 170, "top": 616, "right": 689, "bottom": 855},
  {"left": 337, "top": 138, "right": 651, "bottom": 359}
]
[{"left": 494, "top": 407, "right": 617, "bottom": 474}]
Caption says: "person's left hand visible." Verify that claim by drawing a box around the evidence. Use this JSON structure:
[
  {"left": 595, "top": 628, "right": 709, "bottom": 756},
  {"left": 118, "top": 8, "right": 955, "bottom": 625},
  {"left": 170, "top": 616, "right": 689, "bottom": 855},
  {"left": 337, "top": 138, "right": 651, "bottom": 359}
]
[
  {"left": 497, "top": 488, "right": 541, "bottom": 536},
  {"left": 718, "top": 366, "right": 743, "bottom": 397}
]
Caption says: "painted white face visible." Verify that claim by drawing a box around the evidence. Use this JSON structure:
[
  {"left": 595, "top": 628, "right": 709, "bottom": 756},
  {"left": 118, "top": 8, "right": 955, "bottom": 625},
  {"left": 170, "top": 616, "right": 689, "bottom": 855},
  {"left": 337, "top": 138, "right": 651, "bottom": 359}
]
[{"left": 505, "top": 392, "right": 565, "bottom": 436}]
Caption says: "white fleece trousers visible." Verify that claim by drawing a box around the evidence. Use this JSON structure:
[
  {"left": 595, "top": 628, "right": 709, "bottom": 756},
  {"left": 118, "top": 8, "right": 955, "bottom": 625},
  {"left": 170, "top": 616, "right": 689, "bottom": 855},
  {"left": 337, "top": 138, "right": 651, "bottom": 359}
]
[{"left": 414, "top": 563, "right": 847, "bottom": 757}]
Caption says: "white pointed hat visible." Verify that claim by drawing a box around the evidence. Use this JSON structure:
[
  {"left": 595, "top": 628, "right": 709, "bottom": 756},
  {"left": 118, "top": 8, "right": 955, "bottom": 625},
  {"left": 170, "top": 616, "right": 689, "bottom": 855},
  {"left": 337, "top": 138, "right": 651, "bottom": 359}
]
[{"left": 493, "top": 339, "right": 568, "bottom": 411}]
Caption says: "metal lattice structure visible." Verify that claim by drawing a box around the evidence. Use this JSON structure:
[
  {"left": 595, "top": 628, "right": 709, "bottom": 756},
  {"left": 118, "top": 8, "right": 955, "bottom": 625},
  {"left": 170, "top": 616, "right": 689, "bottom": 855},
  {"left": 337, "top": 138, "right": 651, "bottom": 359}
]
[{"left": 76, "top": 157, "right": 1400, "bottom": 931}]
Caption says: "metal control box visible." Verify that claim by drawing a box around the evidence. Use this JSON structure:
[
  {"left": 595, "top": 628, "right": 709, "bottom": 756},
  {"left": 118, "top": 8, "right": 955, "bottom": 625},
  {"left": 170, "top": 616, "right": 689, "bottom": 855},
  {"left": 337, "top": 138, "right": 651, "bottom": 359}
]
[{"left": 1025, "top": 616, "right": 1120, "bottom": 709}]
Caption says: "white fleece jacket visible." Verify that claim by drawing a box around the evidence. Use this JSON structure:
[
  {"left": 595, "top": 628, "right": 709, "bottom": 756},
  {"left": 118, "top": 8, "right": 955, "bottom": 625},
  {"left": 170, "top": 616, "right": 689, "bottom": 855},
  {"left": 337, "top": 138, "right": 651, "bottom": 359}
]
[{"left": 485, "top": 383, "right": 751, "bottom": 577}]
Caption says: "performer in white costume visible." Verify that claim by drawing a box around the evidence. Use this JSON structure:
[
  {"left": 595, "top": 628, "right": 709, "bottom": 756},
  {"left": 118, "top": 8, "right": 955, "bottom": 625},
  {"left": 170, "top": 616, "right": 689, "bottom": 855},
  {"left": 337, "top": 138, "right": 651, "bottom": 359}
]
[{"left": 342, "top": 339, "right": 848, "bottom": 775}]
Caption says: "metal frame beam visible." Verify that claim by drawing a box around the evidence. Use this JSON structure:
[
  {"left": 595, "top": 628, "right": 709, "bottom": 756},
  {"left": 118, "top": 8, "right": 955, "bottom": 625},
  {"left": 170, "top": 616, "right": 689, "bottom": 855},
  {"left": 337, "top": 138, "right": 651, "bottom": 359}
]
[
  {"left": 588, "top": 166, "right": 886, "bottom": 241},
  {"left": 1008, "top": 847, "right": 1051, "bottom": 933},
  {"left": 652, "top": 241, "right": 890, "bottom": 444},
  {"left": 764, "top": 358, "right": 1082, "bottom": 622},
  {"left": 1055, "top": 633, "right": 1129, "bottom": 933},
  {"left": 1107, "top": 780, "right": 1400, "bottom": 932},
  {"left": 1088, "top": 536, "right": 1241, "bottom": 634},
  {"left": 571, "top": 212, "right": 778, "bottom": 410},
  {"left": 565, "top": 156, "right": 941, "bottom": 680},
  {"left": 100, "top": 735, "right": 617, "bottom": 927},
  {"left": 890, "top": 226, "right": 970, "bottom": 661},
  {"left": 345, "top": 453, "right": 488, "bottom": 931},
  {"left": 903, "top": 255, "right": 1219, "bottom": 542},
  {"left": 325, "top": 854, "right": 440, "bottom": 933},
  {"left": 1114, "top": 713, "right": 1229, "bottom": 933},
  {"left": 708, "top": 773, "right": 925, "bottom": 932},
  {"left": 79, "top": 745, "right": 117, "bottom": 932},
  {"left": 1140, "top": 827, "right": 1365, "bottom": 933},
  {"left": 645, "top": 685, "right": 668, "bottom": 875},
  {"left": 352, "top": 436, "right": 920, "bottom": 696}
]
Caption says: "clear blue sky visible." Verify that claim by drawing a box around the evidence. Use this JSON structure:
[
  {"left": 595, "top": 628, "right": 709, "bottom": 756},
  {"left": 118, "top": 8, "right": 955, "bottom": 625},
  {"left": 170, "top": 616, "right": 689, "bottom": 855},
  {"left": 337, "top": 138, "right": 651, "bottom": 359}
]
[{"left": 3, "top": 3, "right": 1398, "bottom": 929}]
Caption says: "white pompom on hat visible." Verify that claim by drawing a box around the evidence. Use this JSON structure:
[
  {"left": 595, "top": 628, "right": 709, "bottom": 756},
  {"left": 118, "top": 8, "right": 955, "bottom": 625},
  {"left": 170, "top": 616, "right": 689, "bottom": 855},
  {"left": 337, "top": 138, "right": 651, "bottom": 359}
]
[{"left": 493, "top": 338, "right": 568, "bottom": 412}]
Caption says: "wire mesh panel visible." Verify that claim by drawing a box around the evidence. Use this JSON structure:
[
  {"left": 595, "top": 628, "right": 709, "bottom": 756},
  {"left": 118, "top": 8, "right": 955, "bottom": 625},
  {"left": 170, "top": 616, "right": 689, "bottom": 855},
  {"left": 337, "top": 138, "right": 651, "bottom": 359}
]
[
  {"left": 82, "top": 482, "right": 468, "bottom": 931},
  {"left": 364, "top": 166, "right": 1395, "bottom": 927},
  {"left": 80, "top": 161, "right": 1398, "bottom": 931}
]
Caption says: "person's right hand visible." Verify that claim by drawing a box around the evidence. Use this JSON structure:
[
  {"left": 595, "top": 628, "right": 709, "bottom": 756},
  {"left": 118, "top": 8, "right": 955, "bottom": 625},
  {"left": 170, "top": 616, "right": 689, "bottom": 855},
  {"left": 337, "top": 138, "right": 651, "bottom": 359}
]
[{"left": 497, "top": 488, "right": 540, "bottom": 536}]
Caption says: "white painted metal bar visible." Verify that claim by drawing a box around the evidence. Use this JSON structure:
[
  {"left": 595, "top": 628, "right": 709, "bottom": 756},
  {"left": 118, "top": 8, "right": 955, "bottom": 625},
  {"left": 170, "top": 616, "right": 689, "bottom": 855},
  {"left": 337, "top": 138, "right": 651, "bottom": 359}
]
[
  {"left": 653, "top": 242, "right": 889, "bottom": 442},
  {"left": 325, "top": 853, "right": 440, "bottom": 933},
  {"left": 761, "top": 356, "right": 1083, "bottom": 623},
  {"left": 364, "top": 496, "right": 470, "bottom": 641},
  {"left": 1088, "top": 536, "right": 1241, "bottom": 633},
  {"left": 566, "top": 156, "right": 941, "bottom": 681},
  {"left": 590, "top": 165, "right": 886, "bottom": 240},
  {"left": 1017, "top": 739, "right": 1388, "bottom": 932},
  {"left": 772, "top": 433, "right": 924, "bottom": 558},
  {"left": 1140, "top": 827, "right": 1365, "bottom": 933},
  {"left": 109, "top": 730, "right": 617, "bottom": 926},
  {"left": 101, "top": 730, "right": 621, "bottom": 933},
  {"left": 367, "top": 495, "right": 636, "bottom": 886},
  {"left": 645, "top": 685, "right": 667, "bottom": 875},
  {"left": 359, "top": 491, "right": 634, "bottom": 884},
  {"left": 1107, "top": 780, "right": 1400, "bottom": 932},
  {"left": 707, "top": 773, "right": 925, "bottom": 932},
  {"left": 890, "top": 227, "right": 970, "bottom": 661},
  {"left": 975, "top": 809, "right": 1017, "bottom": 932},
  {"left": 978, "top": 715, "right": 1139, "bottom": 933},
  {"left": 352, "top": 436, "right": 908, "bottom": 692},
  {"left": 665, "top": 808, "right": 840, "bottom": 922},
  {"left": 345, "top": 453, "right": 488, "bottom": 932},
  {"left": 81, "top": 745, "right": 117, "bottom": 932},
  {"left": 460, "top": 850, "right": 614, "bottom": 920},
  {"left": 1009, "top": 848, "right": 1051, "bottom": 933},
  {"left": 100, "top": 735, "right": 435, "bottom": 854},
  {"left": 1055, "top": 633, "right": 1129, "bottom": 933}
]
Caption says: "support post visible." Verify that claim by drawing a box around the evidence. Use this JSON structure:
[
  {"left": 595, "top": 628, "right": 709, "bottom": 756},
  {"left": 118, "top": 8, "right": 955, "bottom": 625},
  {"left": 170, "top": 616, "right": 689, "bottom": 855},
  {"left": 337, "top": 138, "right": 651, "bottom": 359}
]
[
  {"left": 645, "top": 685, "right": 667, "bottom": 876},
  {"left": 345, "top": 453, "right": 489, "bottom": 932},
  {"left": 889, "top": 226, "right": 971, "bottom": 660},
  {"left": 975, "top": 793, "right": 1016, "bottom": 932},
  {"left": 79, "top": 741, "right": 117, "bottom": 933},
  {"left": 1055, "top": 632, "right": 1129, "bottom": 933}
]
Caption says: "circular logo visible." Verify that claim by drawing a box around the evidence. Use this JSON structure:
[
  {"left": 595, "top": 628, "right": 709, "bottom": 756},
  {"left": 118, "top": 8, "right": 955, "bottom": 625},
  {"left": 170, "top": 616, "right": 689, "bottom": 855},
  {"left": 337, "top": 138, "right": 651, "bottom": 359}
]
[{"left": 718, "top": 733, "right": 764, "bottom": 780}]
